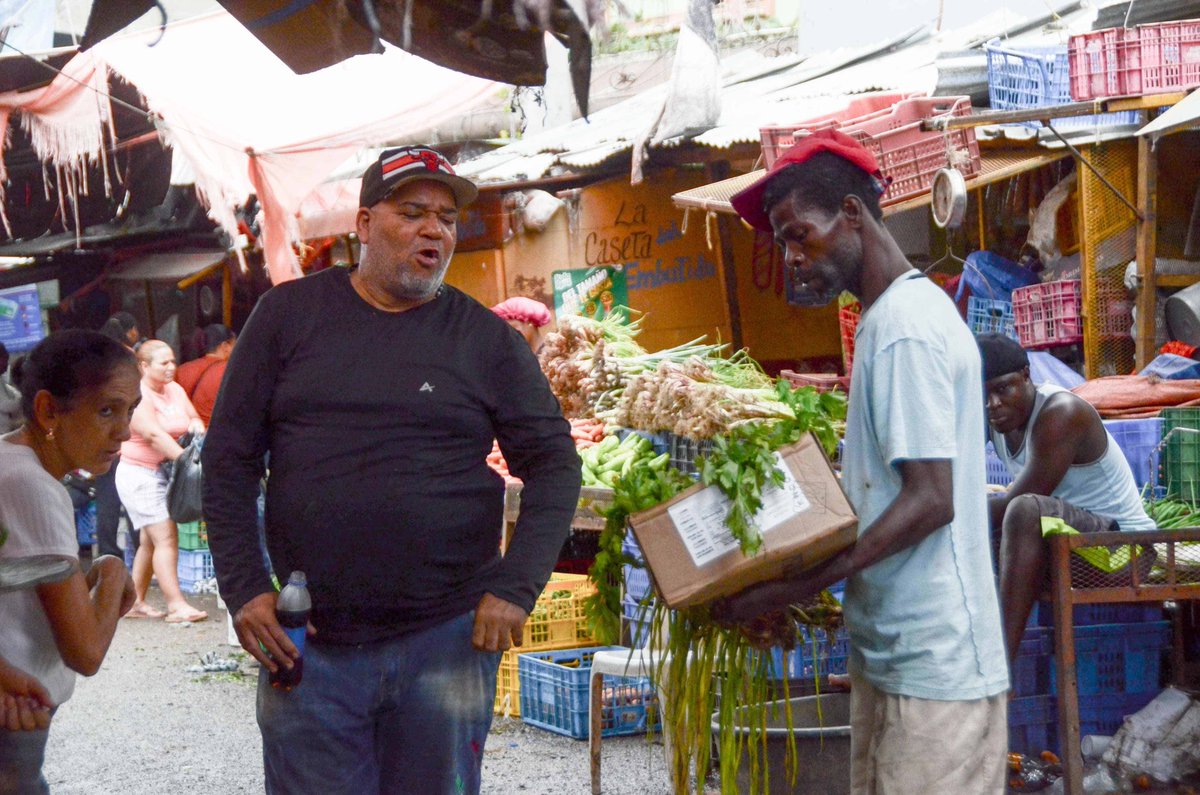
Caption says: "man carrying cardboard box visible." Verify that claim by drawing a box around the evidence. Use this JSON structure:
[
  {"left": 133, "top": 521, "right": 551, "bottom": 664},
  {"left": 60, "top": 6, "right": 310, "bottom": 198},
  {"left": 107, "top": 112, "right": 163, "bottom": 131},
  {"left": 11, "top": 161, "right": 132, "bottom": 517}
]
[{"left": 719, "top": 130, "right": 1010, "bottom": 794}]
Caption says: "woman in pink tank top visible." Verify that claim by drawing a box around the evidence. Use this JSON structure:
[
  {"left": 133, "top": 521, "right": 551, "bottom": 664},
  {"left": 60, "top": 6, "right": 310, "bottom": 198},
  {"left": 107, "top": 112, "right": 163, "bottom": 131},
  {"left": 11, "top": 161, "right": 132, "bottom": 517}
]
[{"left": 115, "top": 341, "right": 207, "bottom": 623}]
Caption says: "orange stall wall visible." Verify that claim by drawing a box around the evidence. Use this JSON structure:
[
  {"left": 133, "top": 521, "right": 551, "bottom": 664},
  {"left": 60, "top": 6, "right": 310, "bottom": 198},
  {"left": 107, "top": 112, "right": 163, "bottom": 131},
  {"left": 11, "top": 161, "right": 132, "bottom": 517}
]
[
  {"left": 450, "top": 166, "right": 840, "bottom": 368},
  {"left": 725, "top": 222, "right": 841, "bottom": 372}
]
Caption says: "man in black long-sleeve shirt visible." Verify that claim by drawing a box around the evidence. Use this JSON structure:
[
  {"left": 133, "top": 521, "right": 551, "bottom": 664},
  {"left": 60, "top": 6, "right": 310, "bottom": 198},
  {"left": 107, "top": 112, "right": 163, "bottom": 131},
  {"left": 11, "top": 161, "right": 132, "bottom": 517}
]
[{"left": 202, "top": 146, "right": 581, "bottom": 795}]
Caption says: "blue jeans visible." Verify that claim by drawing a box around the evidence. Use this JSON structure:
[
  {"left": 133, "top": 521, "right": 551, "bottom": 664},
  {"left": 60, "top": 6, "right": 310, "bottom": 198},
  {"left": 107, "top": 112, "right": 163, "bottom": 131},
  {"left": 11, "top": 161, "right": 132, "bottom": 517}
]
[
  {"left": 257, "top": 611, "right": 500, "bottom": 795},
  {"left": 0, "top": 719, "right": 52, "bottom": 795}
]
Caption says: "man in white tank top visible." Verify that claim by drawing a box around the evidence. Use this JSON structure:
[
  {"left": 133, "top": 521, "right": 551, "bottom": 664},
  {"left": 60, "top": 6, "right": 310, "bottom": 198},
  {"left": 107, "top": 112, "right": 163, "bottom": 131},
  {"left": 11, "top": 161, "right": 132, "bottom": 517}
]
[{"left": 978, "top": 333, "right": 1154, "bottom": 671}]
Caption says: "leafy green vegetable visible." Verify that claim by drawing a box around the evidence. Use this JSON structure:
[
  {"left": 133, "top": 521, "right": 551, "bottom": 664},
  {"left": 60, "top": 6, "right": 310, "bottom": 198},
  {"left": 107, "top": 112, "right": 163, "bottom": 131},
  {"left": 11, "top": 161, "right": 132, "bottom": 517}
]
[{"left": 698, "top": 381, "right": 846, "bottom": 556}]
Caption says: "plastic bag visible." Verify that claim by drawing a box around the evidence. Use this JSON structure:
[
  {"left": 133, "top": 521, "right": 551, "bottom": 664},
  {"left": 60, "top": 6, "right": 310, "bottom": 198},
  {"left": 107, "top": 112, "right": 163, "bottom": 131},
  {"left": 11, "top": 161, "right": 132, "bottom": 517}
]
[
  {"left": 166, "top": 433, "right": 204, "bottom": 523},
  {"left": 954, "top": 250, "right": 1040, "bottom": 305}
]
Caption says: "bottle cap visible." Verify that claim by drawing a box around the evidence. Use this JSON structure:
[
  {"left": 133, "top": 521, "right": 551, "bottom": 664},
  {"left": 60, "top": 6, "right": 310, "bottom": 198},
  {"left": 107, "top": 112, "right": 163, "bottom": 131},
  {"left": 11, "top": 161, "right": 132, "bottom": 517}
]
[{"left": 288, "top": 571, "right": 307, "bottom": 587}]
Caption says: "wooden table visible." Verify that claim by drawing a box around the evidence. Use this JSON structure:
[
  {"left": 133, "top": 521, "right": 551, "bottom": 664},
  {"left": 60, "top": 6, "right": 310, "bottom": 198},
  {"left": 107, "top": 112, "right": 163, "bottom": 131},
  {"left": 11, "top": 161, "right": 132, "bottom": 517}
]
[
  {"left": 1046, "top": 528, "right": 1200, "bottom": 794},
  {"left": 501, "top": 483, "right": 613, "bottom": 552}
]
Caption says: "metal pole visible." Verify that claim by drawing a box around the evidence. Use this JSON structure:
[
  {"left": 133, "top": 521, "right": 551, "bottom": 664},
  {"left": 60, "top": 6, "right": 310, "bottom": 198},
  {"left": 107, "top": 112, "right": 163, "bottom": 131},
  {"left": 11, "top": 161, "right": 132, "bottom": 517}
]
[{"left": 1044, "top": 124, "right": 1143, "bottom": 219}]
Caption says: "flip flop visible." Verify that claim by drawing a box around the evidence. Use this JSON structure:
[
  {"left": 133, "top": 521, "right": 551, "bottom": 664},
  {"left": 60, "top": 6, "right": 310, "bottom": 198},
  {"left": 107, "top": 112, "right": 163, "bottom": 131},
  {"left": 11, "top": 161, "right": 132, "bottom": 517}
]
[
  {"left": 124, "top": 604, "right": 167, "bottom": 619},
  {"left": 165, "top": 610, "right": 208, "bottom": 624}
]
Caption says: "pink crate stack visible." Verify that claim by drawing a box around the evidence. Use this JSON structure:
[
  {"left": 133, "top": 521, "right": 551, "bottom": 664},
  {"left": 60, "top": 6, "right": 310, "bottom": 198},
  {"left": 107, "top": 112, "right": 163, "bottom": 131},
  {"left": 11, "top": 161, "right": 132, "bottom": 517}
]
[
  {"left": 759, "top": 92, "right": 919, "bottom": 167},
  {"left": 1012, "top": 281, "right": 1084, "bottom": 349},
  {"left": 758, "top": 95, "right": 982, "bottom": 206},
  {"left": 1070, "top": 19, "right": 1200, "bottom": 100}
]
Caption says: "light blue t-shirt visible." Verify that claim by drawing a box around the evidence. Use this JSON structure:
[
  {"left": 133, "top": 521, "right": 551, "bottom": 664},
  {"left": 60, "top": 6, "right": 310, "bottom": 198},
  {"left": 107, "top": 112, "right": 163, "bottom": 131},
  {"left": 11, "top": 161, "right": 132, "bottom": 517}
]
[{"left": 841, "top": 271, "right": 1009, "bottom": 701}]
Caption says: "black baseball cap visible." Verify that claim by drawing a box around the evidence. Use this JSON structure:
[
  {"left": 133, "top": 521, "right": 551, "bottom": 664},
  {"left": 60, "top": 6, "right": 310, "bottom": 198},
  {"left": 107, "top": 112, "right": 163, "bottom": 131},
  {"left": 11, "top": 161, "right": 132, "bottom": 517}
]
[{"left": 358, "top": 146, "right": 478, "bottom": 209}]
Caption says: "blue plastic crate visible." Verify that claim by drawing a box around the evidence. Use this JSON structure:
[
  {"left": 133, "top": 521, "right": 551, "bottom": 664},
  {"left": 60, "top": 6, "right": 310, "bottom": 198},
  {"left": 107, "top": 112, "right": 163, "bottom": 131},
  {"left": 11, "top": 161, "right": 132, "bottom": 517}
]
[
  {"left": 1012, "top": 627, "right": 1053, "bottom": 697},
  {"left": 177, "top": 548, "right": 214, "bottom": 593},
  {"left": 621, "top": 597, "right": 654, "bottom": 648},
  {"left": 1048, "top": 621, "right": 1170, "bottom": 696},
  {"left": 75, "top": 501, "right": 97, "bottom": 547},
  {"left": 623, "top": 564, "right": 652, "bottom": 604},
  {"left": 1080, "top": 691, "right": 1160, "bottom": 739},
  {"left": 518, "top": 646, "right": 660, "bottom": 740},
  {"left": 1104, "top": 417, "right": 1162, "bottom": 497},
  {"left": 768, "top": 625, "right": 851, "bottom": 680},
  {"left": 985, "top": 442, "right": 1014, "bottom": 487},
  {"left": 1009, "top": 694, "right": 1057, "bottom": 756},
  {"left": 967, "top": 297, "right": 1017, "bottom": 340},
  {"left": 1032, "top": 600, "right": 1164, "bottom": 628},
  {"left": 615, "top": 429, "right": 670, "bottom": 456},
  {"left": 1009, "top": 691, "right": 1160, "bottom": 756},
  {"left": 621, "top": 533, "right": 643, "bottom": 562},
  {"left": 984, "top": 39, "right": 1141, "bottom": 129}
]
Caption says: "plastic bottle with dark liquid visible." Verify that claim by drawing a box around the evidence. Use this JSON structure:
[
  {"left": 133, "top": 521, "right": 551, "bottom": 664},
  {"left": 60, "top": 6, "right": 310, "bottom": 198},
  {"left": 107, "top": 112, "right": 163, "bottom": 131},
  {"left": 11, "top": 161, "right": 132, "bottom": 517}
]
[{"left": 269, "top": 571, "right": 311, "bottom": 691}]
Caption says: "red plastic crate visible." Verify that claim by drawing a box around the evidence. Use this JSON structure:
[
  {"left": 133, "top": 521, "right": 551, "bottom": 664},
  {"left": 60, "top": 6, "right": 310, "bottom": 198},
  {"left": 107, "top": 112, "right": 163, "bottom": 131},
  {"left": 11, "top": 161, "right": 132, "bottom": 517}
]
[
  {"left": 1012, "top": 280, "right": 1083, "bottom": 349},
  {"left": 760, "top": 92, "right": 920, "bottom": 168},
  {"left": 760, "top": 96, "right": 981, "bottom": 206},
  {"left": 838, "top": 303, "right": 860, "bottom": 376},
  {"left": 1070, "top": 20, "right": 1200, "bottom": 100}
]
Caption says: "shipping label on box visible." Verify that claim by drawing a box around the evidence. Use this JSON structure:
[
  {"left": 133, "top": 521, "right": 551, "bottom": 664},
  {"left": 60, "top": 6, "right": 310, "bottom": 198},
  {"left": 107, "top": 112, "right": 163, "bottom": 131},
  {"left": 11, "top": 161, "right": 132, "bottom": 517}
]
[
  {"left": 629, "top": 434, "right": 857, "bottom": 609},
  {"left": 667, "top": 451, "right": 812, "bottom": 566}
]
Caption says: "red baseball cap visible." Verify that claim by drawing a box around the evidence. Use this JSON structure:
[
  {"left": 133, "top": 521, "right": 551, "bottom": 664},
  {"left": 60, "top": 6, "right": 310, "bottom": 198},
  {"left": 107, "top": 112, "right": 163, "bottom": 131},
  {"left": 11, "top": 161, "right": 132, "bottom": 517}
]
[{"left": 730, "top": 128, "right": 887, "bottom": 232}]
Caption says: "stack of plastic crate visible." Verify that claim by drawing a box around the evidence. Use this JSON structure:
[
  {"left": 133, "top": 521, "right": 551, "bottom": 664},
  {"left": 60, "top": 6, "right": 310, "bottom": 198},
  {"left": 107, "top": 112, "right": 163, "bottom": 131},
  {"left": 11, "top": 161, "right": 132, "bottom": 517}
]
[
  {"left": 1070, "top": 19, "right": 1200, "bottom": 101},
  {"left": 494, "top": 573, "right": 598, "bottom": 718},
  {"left": 621, "top": 534, "right": 656, "bottom": 648},
  {"left": 967, "top": 297, "right": 1018, "bottom": 340},
  {"left": 985, "top": 442, "right": 1015, "bottom": 488},
  {"left": 177, "top": 520, "right": 208, "bottom": 551},
  {"left": 1160, "top": 407, "right": 1200, "bottom": 503},
  {"left": 984, "top": 38, "right": 1139, "bottom": 129},
  {"left": 665, "top": 433, "right": 714, "bottom": 477},
  {"left": 1008, "top": 604, "right": 1169, "bottom": 756},
  {"left": 176, "top": 548, "right": 214, "bottom": 594},
  {"left": 1012, "top": 280, "right": 1084, "bottom": 350},
  {"left": 1103, "top": 417, "right": 1162, "bottom": 497}
]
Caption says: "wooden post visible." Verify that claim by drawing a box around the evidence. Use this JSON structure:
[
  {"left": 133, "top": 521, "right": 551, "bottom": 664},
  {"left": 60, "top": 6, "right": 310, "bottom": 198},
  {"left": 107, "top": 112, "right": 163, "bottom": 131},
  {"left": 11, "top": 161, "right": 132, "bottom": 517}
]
[
  {"left": 143, "top": 279, "right": 157, "bottom": 334},
  {"left": 222, "top": 263, "right": 233, "bottom": 328},
  {"left": 1049, "top": 535, "right": 1084, "bottom": 795},
  {"left": 590, "top": 670, "right": 603, "bottom": 795},
  {"left": 1135, "top": 126, "right": 1158, "bottom": 370},
  {"left": 708, "top": 161, "right": 744, "bottom": 350}
]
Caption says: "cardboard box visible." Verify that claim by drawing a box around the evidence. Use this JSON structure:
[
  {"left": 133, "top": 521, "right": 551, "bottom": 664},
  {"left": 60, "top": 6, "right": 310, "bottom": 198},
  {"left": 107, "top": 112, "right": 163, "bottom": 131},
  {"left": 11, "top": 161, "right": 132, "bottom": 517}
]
[{"left": 628, "top": 434, "right": 857, "bottom": 609}]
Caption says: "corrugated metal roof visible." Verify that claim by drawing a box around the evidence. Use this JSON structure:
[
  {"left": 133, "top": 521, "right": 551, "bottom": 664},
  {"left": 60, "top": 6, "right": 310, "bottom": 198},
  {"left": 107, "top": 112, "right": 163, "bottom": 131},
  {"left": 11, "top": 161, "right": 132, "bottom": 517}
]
[
  {"left": 671, "top": 149, "right": 1071, "bottom": 216},
  {"left": 456, "top": 5, "right": 1099, "bottom": 186}
]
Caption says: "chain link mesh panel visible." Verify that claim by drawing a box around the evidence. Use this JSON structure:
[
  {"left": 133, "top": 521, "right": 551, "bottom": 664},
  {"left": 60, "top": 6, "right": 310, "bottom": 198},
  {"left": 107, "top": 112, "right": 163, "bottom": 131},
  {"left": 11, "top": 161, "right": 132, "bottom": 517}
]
[{"left": 1078, "top": 140, "right": 1138, "bottom": 378}]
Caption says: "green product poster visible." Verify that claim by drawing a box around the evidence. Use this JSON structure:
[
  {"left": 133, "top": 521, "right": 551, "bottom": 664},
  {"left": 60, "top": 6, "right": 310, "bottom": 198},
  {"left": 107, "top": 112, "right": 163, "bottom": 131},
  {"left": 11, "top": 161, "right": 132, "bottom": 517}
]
[{"left": 551, "top": 266, "right": 629, "bottom": 322}]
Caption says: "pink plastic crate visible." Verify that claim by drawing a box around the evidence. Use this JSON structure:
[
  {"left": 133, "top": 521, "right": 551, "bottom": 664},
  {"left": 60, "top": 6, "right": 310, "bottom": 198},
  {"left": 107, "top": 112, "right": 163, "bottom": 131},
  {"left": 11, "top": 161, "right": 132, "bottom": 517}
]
[
  {"left": 1070, "top": 20, "right": 1200, "bottom": 100},
  {"left": 1132, "top": 20, "right": 1200, "bottom": 94},
  {"left": 839, "top": 303, "right": 860, "bottom": 376},
  {"left": 759, "top": 96, "right": 981, "bottom": 206},
  {"left": 838, "top": 96, "right": 982, "bottom": 205},
  {"left": 1012, "top": 280, "right": 1083, "bottom": 349},
  {"left": 760, "top": 92, "right": 920, "bottom": 168}
]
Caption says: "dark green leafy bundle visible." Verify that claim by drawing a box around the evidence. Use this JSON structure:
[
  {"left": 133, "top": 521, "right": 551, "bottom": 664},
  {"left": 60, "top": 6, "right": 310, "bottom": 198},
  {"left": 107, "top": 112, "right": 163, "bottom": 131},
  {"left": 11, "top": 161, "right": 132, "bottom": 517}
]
[
  {"left": 584, "top": 458, "right": 693, "bottom": 644},
  {"left": 584, "top": 383, "right": 848, "bottom": 793}
]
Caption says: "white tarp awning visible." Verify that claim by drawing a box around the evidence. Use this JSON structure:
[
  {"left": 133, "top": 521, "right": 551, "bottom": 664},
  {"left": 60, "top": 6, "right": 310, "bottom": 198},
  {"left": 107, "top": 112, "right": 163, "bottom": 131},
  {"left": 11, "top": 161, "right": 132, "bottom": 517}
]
[
  {"left": 109, "top": 249, "right": 227, "bottom": 282},
  {"left": 1138, "top": 89, "right": 1200, "bottom": 139}
]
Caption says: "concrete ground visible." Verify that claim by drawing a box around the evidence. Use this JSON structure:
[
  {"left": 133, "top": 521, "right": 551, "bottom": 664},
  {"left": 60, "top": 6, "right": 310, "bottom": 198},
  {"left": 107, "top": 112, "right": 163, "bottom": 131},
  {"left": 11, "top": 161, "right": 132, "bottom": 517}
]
[{"left": 41, "top": 590, "right": 676, "bottom": 795}]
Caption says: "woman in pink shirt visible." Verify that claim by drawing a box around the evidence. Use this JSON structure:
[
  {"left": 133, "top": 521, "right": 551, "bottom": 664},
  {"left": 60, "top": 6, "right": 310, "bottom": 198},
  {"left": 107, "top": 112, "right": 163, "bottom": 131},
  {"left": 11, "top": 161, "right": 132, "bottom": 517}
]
[{"left": 115, "top": 341, "right": 207, "bottom": 623}]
